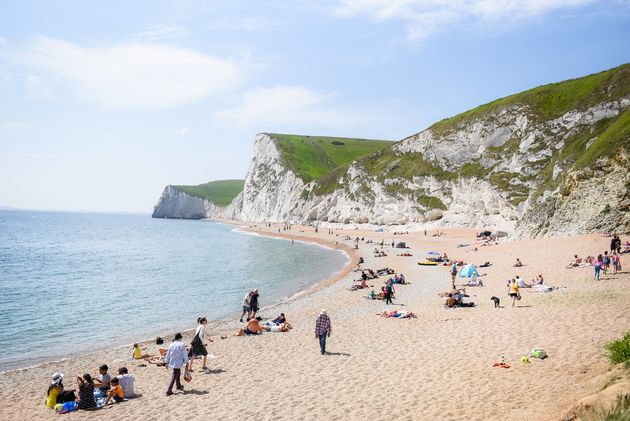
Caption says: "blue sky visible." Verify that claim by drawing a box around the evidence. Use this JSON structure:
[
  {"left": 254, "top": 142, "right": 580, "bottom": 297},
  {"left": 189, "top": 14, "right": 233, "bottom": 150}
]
[{"left": 1, "top": 0, "right": 629, "bottom": 212}]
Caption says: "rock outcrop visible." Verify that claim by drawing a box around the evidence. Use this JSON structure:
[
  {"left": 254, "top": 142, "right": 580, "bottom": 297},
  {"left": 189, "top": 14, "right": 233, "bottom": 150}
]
[
  {"left": 237, "top": 65, "right": 630, "bottom": 237},
  {"left": 152, "top": 185, "right": 243, "bottom": 220},
  {"left": 154, "top": 64, "right": 630, "bottom": 238}
]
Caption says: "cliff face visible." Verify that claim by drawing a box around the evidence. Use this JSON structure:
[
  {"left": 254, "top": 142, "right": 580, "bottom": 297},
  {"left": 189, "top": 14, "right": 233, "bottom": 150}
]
[
  {"left": 152, "top": 185, "right": 243, "bottom": 220},
  {"left": 237, "top": 66, "right": 630, "bottom": 237}
]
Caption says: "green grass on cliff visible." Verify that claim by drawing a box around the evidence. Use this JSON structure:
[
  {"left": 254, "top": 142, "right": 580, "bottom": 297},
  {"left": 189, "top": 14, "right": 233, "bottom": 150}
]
[
  {"left": 575, "top": 108, "right": 630, "bottom": 169},
  {"left": 173, "top": 179, "right": 244, "bottom": 207},
  {"left": 267, "top": 133, "right": 393, "bottom": 182},
  {"left": 430, "top": 63, "right": 630, "bottom": 136}
]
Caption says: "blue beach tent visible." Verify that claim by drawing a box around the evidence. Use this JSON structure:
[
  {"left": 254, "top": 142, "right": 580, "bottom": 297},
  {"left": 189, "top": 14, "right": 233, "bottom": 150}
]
[{"left": 458, "top": 264, "right": 480, "bottom": 278}]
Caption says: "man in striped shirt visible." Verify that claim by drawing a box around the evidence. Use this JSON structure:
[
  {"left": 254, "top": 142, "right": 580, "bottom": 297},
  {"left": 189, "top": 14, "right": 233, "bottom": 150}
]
[{"left": 314, "top": 309, "right": 332, "bottom": 355}]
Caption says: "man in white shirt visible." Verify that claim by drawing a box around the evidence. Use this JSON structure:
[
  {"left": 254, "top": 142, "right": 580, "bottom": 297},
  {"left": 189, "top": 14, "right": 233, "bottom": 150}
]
[
  {"left": 117, "top": 367, "right": 135, "bottom": 397},
  {"left": 164, "top": 333, "right": 189, "bottom": 396}
]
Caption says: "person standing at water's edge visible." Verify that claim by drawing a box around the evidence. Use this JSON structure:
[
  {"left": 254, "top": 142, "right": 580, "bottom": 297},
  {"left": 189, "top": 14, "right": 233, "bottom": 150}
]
[
  {"left": 164, "top": 333, "right": 188, "bottom": 396},
  {"left": 315, "top": 309, "right": 332, "bottom": 355},
  {"left": 250, "top": 289, "right": 260, "bottom": 319},
  {"left": 240, "top": 290, "right": 253, "bottom": 322}
]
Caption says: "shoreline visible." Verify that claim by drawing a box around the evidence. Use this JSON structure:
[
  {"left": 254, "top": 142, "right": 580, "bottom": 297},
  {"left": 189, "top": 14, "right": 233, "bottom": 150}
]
[
  {"left": 0, "top": 219, "right": 358, "bottom": 375},
  {"left": 1, "top": 224, "right": 628, "bottom": 420}
]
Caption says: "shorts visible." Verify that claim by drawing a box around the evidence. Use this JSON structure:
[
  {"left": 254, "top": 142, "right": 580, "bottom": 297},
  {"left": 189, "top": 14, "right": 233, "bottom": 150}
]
[
  {"left": 113, "top": 395, "right": 124, "bottom": 403},
  {"left": 242, "top": 306, "right": 250, "bottom": 313},
  {"left": 509, "top": 293, "right": 518, "bottom": 297}
]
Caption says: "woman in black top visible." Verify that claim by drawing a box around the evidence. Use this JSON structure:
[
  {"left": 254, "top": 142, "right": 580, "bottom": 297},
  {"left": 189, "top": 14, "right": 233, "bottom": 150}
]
[{"left": 77, "top": 374, "right": 97, "bottom": 410}]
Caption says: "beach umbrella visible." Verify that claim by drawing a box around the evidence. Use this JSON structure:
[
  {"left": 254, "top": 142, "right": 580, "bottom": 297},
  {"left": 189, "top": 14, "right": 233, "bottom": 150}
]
[
  {"left": 375, "top": 227, "right": 384, "bottom": 232},
  {"left": 426, "top": 251, "right": 440, "bottom": 255},
  {"left": 458, "top": 264, "right": 480, "bottom": 278}
]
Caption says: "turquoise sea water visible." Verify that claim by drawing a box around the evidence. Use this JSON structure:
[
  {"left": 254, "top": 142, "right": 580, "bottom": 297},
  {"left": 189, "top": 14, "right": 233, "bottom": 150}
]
[{"left": 0, "top": 210, "right": 347, "bottom": 370}]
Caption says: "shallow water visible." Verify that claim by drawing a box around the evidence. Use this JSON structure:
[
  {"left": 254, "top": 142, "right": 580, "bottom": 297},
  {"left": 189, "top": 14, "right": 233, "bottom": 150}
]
[{"left": 0, "top": 210, "right": 347, "bottom": 370}]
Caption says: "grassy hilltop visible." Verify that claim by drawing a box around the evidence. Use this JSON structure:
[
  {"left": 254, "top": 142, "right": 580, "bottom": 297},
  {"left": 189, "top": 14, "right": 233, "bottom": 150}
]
[
  {"left": 172, "top": 179, "right": 244, "bottom": 207},
  {"left": 267, "top": 133, "right": 394, "bottom": 183}
]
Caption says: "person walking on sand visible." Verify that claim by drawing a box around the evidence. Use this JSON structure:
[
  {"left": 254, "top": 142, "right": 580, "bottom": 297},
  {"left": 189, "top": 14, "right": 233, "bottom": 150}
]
[
  {"left": 450, "top": 262, "right": 457, "bottom": 289},
  {"left": 315, "top": 309, "right": 332, "bottom": 355},
  {"left": 594, "top": 255, "right": 603, "bottom": 280},
  {"left": 188, "top": 317, "right": 211, "bottom": 371},
  {"left": 508, "top": 278, "right": 520, "bottom": 308},
  {"left": 164, "top": 333, "right": 188, "bottom": 396},
  {"left": 240, "top": 290, "right": 253, "bottom": 322}
]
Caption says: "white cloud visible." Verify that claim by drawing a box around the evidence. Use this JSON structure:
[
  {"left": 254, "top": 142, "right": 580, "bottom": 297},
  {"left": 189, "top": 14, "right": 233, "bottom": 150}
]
[
  {"left": 214, "top": 86, "right": 366, "bottom": 129},
  {"left": 208, "top": 17, "right": 281, "bottom": 31},
  {"left": 0, "top": 36, "right": 8, "bottom": 45},
  {"left": 177, "top": 127, "right": 191, "bottom": 136},
  {"left": 17, "top": 36, "right": 244, "bottom": 109},
  {"left": 134, "top": 26, "right": 189, "bottom": 41},
  {"left": 333, "top": 0, "right": 599, "bottom": 39}
]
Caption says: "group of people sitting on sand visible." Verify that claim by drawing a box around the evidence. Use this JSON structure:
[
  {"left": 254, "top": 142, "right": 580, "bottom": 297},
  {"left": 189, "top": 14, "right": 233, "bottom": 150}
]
[
  {"left": 235, "top": 313, "right": 293, "bottom": 336},
  {"left": 374, "top": 248, "right": 388, "bottom": 257},
  {"left": 440, "top": 288, "right": 475, "bottom": 308},
  {"left": 46, "top": 363, "right": 136, "bottom": 413}
]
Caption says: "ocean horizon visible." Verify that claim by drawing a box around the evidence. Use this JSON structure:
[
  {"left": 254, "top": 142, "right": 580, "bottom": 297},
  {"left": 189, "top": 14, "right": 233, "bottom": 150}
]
[{"left": 0, "top": 210, "right": 348, "bottom": 371}]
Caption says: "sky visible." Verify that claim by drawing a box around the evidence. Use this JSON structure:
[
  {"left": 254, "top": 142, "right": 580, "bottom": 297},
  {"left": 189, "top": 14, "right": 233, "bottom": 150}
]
[{"left": 0, "top": 0, "right": 629, "bottom": 213}]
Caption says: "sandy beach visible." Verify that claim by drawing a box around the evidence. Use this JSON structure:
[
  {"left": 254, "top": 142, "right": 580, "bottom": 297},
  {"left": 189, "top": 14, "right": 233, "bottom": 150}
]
[{"left": 2, "top": 225, "right": 629, "bottom": 420}]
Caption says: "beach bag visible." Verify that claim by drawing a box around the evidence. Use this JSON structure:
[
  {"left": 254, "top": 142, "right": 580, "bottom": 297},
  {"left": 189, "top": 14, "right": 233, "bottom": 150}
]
[
  {"left": 183, "top": 369, "right": 192, "bottom": 382},
  {"left": 57, "top": 390, "right": 76, "bottom": 403},
  {"left": 55, "top": 401, "right": 78, "bottom": 414},
  {"left": 516, "top": 293, "right": 522, "bottom": 301},
  {"left": 531, "top": 348, "right": 547, "bottom": 359}
]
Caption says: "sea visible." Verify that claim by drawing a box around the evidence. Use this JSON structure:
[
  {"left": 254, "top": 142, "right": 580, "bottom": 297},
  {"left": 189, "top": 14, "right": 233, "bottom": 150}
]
[{"left": 0, "top": 210, "right": 348, "bottom": 371}]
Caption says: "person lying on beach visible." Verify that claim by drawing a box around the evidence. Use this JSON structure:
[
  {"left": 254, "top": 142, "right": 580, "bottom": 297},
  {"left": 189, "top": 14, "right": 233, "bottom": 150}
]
[
  {"left": 479, "top": 261, "right": 491, "bottom": 268},
  {"left": 376, "top": 267, "right": 394, "bottom": 275},
  {"left": 104, "top": 377, "right": 124, "bottom": 405},
  {"left": 263, "top": 323, "right": 291, "bottom": 332},
  {"left": 514, "top": 258, "right": 524, "bottom": 267},
  {"left": 236, "top": 318, "right": 265, "bottom": 336},
  {"left": 397, "top": 252, "right": 413, "bottom": 257},
  {"left": 367, "top": 269, "right": 377, "bottom": 279},
  {"left": 445, "top": 293, "right": 475, "bottom": 308},
  {"left": 438, "top": 288, "right": 466, "bottom": 298},
  {"left": 377, "top": 310, "right": 417, "bottom": 318}
]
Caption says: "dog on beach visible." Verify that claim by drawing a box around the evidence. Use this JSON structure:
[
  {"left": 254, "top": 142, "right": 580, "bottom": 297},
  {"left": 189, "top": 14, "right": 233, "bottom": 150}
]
[{"left": 490, "top": 296, "right": 500, "bottom": 308}]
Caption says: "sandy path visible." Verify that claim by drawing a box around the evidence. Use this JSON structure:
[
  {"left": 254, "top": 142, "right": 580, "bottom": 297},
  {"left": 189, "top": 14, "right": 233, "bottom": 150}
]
[{"left": 1, "top": 226, "right": 628, "bottom": 420}]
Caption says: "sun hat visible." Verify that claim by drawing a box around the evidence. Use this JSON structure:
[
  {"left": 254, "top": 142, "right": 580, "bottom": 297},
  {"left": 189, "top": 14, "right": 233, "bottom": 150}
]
[{"left": 51, "top": 373, "right": 64, "bottom": 385}]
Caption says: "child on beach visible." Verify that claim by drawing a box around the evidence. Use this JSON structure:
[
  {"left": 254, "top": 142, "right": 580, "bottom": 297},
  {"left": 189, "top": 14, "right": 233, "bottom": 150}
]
[
  {"left": 105, "top": 377, "right": 124, "bottom": 404},
  {"left": 93, "top": 364, "right": 111, "bottom": 395},
  {"left": 132, "top": 343, "right": 149, "bottom": 360},
  {"left": 594, "top": 255, "right": 603, "bottom": 280}
]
